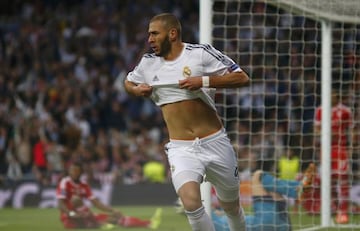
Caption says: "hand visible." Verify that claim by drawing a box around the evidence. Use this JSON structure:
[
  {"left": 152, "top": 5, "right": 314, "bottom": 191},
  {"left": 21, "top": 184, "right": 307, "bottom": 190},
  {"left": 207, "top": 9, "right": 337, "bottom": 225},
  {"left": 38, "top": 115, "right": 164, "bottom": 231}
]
[
  {"left": 68, "top": 210, "right": 76, "bottom": 218},
  {"left": 179, "top": 77, "right": 202, "bottom": 90},
  {"left": 67, "top": 210, "right": 83, "bottom": 219},
  {"left": 134, "top": 83, "right": 153, "bottom": 97}
]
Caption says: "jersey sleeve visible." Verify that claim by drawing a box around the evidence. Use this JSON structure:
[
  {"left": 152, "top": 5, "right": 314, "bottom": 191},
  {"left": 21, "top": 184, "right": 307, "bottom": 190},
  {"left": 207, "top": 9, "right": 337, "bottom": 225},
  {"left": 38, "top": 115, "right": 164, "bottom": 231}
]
[
  {"left": 56, "top": 178, "right": 67, "bottom": 199},
  {"left": 201, "top": 44, "right": 242, "bottom": 76},
  {"left": 126, "top": 57, "right": 146, "bottom": 84}
]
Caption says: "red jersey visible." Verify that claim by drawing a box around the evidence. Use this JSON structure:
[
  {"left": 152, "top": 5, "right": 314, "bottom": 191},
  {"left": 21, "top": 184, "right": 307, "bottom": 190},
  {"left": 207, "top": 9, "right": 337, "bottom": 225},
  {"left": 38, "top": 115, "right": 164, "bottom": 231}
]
[
  {"left": 315, "top": 103, "right": 352, "bottom": 147},
  {"left": 56, "top": 176, "right": 95, "bottom": 211}
]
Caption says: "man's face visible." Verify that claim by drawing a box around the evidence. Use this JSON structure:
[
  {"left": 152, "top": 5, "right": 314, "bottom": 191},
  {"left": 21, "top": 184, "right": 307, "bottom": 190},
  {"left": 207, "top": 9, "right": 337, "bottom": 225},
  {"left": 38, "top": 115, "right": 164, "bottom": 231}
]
[
  {"left": 69, "top": 165, "right": 82, "bottom": 182},
  {"left": 148, "top": 20, "right": 171, "bottom": 57}
]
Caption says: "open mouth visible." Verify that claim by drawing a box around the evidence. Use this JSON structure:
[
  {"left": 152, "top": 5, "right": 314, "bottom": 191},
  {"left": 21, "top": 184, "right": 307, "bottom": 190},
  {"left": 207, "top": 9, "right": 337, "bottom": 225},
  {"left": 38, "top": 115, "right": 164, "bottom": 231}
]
[{"left": 151, "top": 46, "right": 158, "bottom": 52}]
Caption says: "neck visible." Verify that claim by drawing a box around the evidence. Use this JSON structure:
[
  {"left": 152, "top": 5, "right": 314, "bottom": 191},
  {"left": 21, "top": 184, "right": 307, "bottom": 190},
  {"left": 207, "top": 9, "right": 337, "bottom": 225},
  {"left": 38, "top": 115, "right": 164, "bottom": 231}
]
[{"left": 164, "top": 42, "right": 184, "bottom": 61}]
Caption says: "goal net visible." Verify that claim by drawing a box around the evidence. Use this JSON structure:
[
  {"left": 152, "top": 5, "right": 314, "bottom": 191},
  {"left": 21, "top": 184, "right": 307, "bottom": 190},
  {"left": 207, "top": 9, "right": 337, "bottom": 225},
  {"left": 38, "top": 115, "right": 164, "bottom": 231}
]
[{"left": 209, "top": 0, "right": 360, "bottom": 230}]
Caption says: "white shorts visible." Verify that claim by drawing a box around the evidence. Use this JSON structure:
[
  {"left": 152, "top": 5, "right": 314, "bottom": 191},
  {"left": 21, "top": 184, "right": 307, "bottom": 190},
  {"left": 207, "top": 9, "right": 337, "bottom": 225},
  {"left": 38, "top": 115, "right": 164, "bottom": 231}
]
[{"left": 165, "top": 128, "right": 240, "bottom": 202}]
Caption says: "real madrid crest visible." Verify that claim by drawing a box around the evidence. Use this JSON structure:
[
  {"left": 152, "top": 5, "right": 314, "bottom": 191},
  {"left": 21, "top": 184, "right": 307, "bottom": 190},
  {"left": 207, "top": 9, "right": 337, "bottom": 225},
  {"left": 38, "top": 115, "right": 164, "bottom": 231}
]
[{"left": 182, "top": 66, "right": 191, "bottom": 78}]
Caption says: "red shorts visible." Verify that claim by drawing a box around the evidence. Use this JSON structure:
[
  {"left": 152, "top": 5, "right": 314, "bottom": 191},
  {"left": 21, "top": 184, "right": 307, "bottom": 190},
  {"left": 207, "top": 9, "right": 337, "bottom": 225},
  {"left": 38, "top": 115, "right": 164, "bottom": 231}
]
[
  {"left": 60, "top": 213, "right": 109, "bottom": 229},
  {"left": 331, "top": 146, "right": 349, "bottom": 175}
]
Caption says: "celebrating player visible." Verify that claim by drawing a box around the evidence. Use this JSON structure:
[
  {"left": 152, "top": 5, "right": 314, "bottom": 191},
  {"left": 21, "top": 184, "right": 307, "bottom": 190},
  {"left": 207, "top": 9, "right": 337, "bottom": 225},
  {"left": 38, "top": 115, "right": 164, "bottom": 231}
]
[
  {"left": 124, "top": 13, "right": 250, "bottom": 231},
  {"left": 56, "top": 162, "right": 162, "bottom": 229},
  {"left": 314, "top": 86, "right": 353, "bottom": 224}
]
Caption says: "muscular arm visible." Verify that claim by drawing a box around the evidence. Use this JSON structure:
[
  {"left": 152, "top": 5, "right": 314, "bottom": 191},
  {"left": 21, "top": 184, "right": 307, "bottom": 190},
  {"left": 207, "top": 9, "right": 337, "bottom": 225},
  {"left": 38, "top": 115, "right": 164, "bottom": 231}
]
[
  {"left": 124, "top": 79, "right": 153, "bottom": 97},
  {"left": 91, "top": 198, "right": 115, "bottom": 213},
  {"left": 179, "top": 71, "right": 249, "bottom": 90},
  {"left": 91, "top": 198, "right": 124, "bottom": 219},
  {"left": 207, "top": 71, "right": 250, "bottom": 88}
]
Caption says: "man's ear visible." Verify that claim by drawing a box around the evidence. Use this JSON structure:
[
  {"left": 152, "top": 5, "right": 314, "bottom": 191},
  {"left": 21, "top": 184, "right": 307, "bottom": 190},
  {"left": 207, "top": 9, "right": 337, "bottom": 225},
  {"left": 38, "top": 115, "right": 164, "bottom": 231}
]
[{"left": 169, "top": 28, "right": 177, "bottom": 41}]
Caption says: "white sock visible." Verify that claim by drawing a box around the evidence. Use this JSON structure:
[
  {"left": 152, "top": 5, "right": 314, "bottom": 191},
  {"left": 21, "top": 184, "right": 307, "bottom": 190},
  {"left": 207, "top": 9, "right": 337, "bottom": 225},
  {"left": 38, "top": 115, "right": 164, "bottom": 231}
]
[
  {"left": 225, "top": 207, "right": 246, "bottom": 231},
  {"left": 185, "top": 206, "right": 215, "bottom": 231}
]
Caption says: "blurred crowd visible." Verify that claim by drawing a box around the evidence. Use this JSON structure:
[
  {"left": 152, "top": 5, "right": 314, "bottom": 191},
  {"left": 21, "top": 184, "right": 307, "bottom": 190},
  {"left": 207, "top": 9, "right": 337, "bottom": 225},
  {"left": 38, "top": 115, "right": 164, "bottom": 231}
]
[
  {"left": 0, "top": 0, "right": 199, "bottom": 186},
  {"left": 0, "top": 0, "right": 359, "bottom": 187},
  {"left": 211, "top": 1, "right": 360, "bottom": 183}
]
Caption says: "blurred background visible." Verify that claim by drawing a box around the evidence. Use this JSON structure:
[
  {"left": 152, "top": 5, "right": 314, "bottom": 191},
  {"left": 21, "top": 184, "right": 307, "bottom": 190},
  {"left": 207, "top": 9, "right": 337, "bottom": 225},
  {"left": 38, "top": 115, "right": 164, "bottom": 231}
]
[
  {"left": 0, "top": 0, "right": 359, "bottom": 211},
  {"left": 0, "top": 0, "right": 201, "bottom": 190}
]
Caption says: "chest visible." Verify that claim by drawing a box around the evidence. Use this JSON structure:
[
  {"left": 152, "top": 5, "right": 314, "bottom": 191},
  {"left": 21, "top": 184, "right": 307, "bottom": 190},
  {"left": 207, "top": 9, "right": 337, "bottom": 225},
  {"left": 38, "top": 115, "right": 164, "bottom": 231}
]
[
  {"left": 145, "top": 58, "right": 203, "bottom": 85},
  {"left": 331, "top": 108, "right": 349, "bottom": 125},
  {"left": 67, "top": 183, "right": 87, "bottom": 197}
]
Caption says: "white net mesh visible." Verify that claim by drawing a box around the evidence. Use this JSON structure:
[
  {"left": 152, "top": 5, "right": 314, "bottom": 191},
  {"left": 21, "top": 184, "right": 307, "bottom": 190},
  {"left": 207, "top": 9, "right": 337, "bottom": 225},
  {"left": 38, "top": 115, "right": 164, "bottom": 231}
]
[
  {"left": 265, "top": 0, "right": 360, "bottom": 24},
  {"left": 212, "top": 0, "right": 360, "bottom": 229}
]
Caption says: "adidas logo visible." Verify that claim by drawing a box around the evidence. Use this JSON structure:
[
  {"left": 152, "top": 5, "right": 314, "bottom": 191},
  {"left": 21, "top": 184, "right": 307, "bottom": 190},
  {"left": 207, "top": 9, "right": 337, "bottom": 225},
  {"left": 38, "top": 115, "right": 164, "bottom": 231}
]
[{"left": 152, "top": 75, "right": 159, "bottom": 82}]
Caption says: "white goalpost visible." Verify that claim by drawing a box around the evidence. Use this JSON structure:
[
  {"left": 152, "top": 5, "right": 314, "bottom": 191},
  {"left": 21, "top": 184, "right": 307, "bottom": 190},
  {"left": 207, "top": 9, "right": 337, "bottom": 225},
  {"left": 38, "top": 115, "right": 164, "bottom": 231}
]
[
  {"left": 319, "top": 20, "right": 332, "bottom": 228},
  {"left": 200, "top": 0, "right": 360, "bottom": 230},
  {"left": 199, "top": 0, "right": 214, "bottom": 218}
]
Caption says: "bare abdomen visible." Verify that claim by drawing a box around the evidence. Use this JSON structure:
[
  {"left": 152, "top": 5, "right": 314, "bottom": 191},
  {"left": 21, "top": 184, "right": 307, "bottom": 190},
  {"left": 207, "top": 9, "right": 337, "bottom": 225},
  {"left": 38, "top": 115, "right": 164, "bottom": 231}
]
[{"left": 161, "top": 99, "right": 223, "bottom": 140}]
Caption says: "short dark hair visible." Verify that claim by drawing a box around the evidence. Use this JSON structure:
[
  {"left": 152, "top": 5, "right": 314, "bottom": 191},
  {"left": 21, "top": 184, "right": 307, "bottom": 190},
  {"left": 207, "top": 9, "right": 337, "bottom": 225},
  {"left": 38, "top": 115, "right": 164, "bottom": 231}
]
[{"left": 150, "top": 13, "right": 182, "bottom": 39}]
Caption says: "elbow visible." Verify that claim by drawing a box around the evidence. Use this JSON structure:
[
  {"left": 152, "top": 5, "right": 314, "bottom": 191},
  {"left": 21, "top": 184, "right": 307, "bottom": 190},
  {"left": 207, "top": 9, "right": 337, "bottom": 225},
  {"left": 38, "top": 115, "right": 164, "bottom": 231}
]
[
  {"left": 124, "top": 80, "right": 134, "bottom": 95},
  {"left": 243, "top": 73, "right": 250, "bottom": 86},
  {"left": 236, "top": 71, "right": 250, "bottom": 87}
]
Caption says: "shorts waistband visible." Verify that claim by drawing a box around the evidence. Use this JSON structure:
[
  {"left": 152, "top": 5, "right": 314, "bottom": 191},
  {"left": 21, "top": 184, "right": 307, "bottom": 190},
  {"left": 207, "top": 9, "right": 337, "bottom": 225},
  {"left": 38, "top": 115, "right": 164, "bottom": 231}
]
[{"left": 169, "top": 128, "right": 226, "bottom": 146}]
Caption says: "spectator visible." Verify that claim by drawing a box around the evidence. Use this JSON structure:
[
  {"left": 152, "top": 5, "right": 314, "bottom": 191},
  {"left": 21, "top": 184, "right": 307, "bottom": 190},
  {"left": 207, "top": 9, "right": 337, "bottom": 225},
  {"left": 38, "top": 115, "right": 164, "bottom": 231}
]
[
  {"left": 277, "top": 147, "right": 300, "bottom": 181},
  {"left": 32, "top": 134, "right": 49, "bottom": 185},
  {"left": 6, "top": 141, "right": 23, "bottom": 184}
]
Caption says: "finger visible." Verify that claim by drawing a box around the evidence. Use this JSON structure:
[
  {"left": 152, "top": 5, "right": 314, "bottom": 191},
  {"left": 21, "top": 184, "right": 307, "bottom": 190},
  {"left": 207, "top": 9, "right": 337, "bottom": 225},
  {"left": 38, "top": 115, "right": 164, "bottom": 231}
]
[{"left": 179, "top": 82, "right": 187, "bottom": 89}]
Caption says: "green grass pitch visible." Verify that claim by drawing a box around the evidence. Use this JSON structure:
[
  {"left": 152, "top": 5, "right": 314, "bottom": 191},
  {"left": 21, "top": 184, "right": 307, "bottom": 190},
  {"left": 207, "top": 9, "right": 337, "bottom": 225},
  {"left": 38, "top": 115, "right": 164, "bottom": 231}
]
[
  {"left": 1, "top": 206, "right": 359, "bottom": 231},
  {"left": 1, "top": 206, "right": 190, "bottom": 231}
]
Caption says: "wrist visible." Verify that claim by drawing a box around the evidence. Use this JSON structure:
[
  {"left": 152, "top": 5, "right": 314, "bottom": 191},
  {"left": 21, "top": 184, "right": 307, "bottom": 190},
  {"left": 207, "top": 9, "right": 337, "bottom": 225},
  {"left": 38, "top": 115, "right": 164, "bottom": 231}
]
[{"left": 202, "top": 76, "right": 210, "bottom": 88}]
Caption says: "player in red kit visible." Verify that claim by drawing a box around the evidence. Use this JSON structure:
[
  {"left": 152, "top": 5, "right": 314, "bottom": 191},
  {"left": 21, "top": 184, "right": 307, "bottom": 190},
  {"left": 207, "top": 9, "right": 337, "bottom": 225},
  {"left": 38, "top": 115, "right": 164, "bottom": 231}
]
[
  {"left": 56, "top": 162, "right": 162, "bottom": 229},
  {"left": 314, "top": 87, "right": 353, "bottom": 224}
]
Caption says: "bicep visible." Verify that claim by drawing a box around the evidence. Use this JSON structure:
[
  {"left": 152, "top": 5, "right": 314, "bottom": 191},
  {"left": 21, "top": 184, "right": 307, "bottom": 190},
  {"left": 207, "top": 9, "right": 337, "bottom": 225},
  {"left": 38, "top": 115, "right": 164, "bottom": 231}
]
[
  {"left": 124, "top": 79, "right": 137, "bottom": 88},
  {"left": 124, "top": 79, "right": 140, "bottom": 95}
]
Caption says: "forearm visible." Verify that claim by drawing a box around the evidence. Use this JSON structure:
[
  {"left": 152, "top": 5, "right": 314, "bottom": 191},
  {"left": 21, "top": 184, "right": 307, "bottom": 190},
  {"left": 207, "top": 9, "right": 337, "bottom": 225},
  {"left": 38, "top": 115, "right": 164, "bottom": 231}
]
[
  {"left": 208, "top": 71, "right": 249, "bottom": 88},
  {"left": 124, "top": 80, "right": 153, "bottom": 97},
  {"left": 58, "top": 199, "right": 71, "bottom": 214},
  {"left": 124, "top": 79, "right": 138, "bottom": 96},
  {"left": 92, "top": 199, "right": 114, "bottom": 213}
]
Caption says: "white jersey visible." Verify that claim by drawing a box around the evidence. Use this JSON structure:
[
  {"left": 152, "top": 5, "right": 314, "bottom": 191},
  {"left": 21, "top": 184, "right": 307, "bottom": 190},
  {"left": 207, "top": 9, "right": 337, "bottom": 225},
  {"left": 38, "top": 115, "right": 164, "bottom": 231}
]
[{"left": 126, "top": 43, "right": 242, "bottom": 110}]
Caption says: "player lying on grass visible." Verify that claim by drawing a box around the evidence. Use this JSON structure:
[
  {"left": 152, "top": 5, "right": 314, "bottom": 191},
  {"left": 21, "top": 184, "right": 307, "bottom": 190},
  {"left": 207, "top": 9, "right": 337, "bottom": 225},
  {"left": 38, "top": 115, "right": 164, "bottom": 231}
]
[
  {"left": 175, "top": 163, "right": 316, "bottom": 231},
  {"left": 56, "top": 162, "right": 162, "bottom": 229}
]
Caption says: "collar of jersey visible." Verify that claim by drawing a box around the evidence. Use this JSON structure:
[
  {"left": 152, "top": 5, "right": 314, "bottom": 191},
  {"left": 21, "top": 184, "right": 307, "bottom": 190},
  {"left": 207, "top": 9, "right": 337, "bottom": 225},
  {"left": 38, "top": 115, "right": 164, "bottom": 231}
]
[{"left": 161, "top": 42, "right": 187, "bottom": 65}]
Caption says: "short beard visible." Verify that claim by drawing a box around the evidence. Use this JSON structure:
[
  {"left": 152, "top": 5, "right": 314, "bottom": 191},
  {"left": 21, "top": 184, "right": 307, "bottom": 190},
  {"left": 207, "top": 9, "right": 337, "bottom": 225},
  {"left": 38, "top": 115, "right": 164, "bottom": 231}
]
[{"left": 156, "top": 35, "right": 171, "bottom": 57}]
